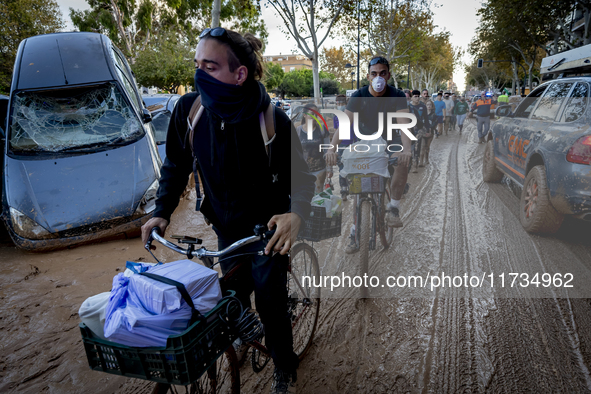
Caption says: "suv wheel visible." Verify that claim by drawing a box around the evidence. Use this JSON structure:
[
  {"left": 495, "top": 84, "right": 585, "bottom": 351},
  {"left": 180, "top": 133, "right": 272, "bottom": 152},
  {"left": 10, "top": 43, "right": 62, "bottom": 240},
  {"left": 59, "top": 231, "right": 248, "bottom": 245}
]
[
  {"left": 519, "top": 165, "right": 563, "bottom": 234},
  {"left": 482, "top": 140, "right": 504, "bottom": 182}
]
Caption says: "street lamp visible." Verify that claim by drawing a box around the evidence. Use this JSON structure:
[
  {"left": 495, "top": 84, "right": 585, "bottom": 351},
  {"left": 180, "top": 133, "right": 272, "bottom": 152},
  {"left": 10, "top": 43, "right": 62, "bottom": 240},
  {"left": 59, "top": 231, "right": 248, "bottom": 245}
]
[{"left": 345, "top": 63, "right": 354, "bottom": 90}]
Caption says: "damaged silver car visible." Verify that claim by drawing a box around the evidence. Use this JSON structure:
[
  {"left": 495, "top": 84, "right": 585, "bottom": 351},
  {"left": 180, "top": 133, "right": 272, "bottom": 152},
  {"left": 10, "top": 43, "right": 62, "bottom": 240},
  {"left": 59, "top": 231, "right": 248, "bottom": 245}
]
[{"left": 1, "top": 32, "right": 161, "bottom": 251}]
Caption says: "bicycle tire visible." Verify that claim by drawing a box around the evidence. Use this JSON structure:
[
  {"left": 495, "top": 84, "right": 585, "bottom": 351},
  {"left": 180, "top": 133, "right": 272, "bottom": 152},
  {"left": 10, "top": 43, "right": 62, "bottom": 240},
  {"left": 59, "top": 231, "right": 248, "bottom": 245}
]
[
  {"left": 151, "top": 345, "right": 240, "bottom": 394},
  {"left": 358, "top": 200, "right": 371, "bottom": 298},
  {"left": 378, "top": 193, "right": 393, "bottom": 249},
  {"left": 288, "top": 242, "right": 321, "bottom": 359}
]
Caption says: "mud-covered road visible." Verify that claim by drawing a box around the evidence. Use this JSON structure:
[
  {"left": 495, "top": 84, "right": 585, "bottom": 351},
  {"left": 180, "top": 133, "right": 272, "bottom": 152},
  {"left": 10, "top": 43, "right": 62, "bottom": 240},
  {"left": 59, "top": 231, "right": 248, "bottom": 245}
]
[{"left": 2, "top": 119, "right": 591, "bottom": 393}]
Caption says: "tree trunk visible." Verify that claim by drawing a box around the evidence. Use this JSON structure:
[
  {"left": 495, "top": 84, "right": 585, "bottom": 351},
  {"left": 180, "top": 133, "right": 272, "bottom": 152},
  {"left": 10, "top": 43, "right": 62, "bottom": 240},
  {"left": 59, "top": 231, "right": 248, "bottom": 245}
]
[
  {"left": 211, "top": 0, "right": 221, "bottom": 28},
  {"left": 312, "top": 53, "right": 320, "bottom": 104}
]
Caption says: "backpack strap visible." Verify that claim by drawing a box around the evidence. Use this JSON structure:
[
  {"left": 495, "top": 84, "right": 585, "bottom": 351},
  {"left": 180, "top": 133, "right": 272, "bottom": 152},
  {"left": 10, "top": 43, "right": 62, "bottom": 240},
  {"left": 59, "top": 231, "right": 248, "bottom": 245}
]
[
  {"left": 187, "top": 96, "right": 203, "bottom": 157},
  {"left": 259, "top": 104, "right": 276, "bottom": 156},
  {"left": 186, "top": 96, "right": 204, "bottom": 212}
]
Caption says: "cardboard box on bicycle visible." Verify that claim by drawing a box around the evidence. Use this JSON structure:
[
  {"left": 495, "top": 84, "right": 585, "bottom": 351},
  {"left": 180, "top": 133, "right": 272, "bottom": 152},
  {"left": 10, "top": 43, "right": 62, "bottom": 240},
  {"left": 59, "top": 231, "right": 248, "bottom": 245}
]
[{"left": 348, "top": 174, "right": 386, "bottom": 194}]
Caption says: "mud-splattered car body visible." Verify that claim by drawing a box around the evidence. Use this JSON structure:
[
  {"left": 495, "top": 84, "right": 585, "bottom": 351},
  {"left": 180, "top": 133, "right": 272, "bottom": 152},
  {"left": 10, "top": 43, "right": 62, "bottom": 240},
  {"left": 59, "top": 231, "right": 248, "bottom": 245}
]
[
  {"left": 1, "top": 32, "right": 161, "bottom": 251},
  {"left": 142, "top": 94, "right": 180, "bottom": 161},
  {"left": 488, "top": 78, "right": 591, "bottom": 232}
]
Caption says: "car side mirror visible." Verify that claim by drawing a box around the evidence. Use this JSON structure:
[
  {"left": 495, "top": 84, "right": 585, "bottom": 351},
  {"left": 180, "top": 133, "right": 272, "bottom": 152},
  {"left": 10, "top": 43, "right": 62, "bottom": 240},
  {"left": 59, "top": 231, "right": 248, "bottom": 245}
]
[
  {"left": 142, "top": 108, "right": 152, "bottom": 123},
  {"left": 496, "top": 105, "right": 512, "bottom": 118}
]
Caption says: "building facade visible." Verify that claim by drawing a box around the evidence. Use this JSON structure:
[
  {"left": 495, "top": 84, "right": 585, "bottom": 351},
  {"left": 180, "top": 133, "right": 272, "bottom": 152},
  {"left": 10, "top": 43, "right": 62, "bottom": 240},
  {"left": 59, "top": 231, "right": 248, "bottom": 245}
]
[{"left": 264, "top": 54, "right": 312, "bottom": 72}]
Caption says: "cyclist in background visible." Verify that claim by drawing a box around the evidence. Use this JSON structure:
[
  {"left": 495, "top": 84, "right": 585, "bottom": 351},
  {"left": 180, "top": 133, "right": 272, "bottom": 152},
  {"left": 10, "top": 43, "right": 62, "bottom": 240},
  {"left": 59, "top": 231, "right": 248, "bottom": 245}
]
[
  {"left": 326, "top": 56, "right": 412, "bottom": 253},
  {"left": 297, "top": 103, "right": 331, "bottom": 193},
  {"left": 140, "top": 28, "right": 315, "bottom": 394}
]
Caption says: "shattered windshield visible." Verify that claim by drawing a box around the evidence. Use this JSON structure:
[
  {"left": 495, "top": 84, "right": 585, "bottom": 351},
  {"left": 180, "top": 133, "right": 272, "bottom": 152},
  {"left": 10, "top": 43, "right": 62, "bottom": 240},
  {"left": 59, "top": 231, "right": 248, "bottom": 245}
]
[{"left": 9, "top": 83, "right": 144, "bottom": 154}]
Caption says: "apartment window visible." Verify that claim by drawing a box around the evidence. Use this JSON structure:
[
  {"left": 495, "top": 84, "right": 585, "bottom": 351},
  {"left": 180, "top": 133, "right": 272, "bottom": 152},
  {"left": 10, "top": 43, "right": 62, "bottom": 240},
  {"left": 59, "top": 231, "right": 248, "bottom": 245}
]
[
  {"left": 282, "top": 67, "right": 285, "bottom": 72},
  {"left": 278, "top": 58, "right": 283, "bottom": 61},
  {"left": 290, "top": 67, "right": 295, "bottom": 71}
]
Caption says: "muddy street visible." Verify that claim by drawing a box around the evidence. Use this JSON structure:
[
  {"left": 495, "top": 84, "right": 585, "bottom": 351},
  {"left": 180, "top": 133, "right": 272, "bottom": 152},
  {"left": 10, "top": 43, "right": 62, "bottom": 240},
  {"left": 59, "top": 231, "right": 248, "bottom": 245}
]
[{"left": 2, "top": 119, "right": 591, "bottom": 393}]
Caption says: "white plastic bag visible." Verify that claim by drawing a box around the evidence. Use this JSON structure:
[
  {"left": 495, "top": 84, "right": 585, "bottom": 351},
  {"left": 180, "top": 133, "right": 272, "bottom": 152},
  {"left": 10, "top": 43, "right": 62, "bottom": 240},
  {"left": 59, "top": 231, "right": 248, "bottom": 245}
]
[
  {"left": 79, "top": 292, "right": 110, "bottom": 340},
  {"left": 340, "top": 137, "right": 390, "bottom": 178},
  {"left": 311, "top": 192, "right": 332, "bottom": 217}
]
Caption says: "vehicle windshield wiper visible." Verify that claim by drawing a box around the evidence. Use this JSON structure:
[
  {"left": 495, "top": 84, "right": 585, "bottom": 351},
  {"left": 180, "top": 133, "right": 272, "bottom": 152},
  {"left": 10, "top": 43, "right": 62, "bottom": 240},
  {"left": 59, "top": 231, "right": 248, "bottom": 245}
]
[{"left": 56, "top": 142, "right": 106, "bottom": 152}]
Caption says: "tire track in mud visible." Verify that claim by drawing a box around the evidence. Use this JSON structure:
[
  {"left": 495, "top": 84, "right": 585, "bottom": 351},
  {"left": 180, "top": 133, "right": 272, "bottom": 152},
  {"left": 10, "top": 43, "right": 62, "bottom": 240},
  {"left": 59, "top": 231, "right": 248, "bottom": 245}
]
[
  {"left": 454, "top": 122, "right": 591, "bottom": 392},
  {"left": 420, "top": 128, "right": 483, "bottom": 393}
]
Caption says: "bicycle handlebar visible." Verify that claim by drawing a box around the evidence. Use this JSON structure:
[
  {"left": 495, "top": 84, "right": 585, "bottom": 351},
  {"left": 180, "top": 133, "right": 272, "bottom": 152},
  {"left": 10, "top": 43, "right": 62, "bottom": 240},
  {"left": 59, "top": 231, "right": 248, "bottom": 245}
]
[{"left": 145, "top": 226, "right": 276, "bottom": 260}]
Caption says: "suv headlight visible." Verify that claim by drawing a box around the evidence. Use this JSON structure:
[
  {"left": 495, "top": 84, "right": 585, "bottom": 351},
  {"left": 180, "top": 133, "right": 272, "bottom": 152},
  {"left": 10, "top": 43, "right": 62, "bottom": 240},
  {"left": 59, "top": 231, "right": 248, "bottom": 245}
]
[
  {"left": 134, "top": 180, "right": 159, "bottom": 216},
  {"left": 9, "top": 207, "right": 53, "bottom": 239}
]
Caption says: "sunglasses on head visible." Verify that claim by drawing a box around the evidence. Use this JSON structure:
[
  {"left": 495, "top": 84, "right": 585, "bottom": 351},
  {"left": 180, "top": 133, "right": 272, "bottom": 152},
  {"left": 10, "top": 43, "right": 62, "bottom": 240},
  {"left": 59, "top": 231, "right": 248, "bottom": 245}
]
[
  {"left": 200, "top": 27, "right": 239, "bottom": 49},
  {"left": 369, "top": 57, "right": 389, "bottom": 68}
]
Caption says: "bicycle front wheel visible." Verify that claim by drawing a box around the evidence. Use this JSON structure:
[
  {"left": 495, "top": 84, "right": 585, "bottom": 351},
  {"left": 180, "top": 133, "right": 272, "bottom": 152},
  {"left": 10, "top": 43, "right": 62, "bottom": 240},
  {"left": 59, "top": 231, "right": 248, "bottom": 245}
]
[
  {"left": 151, "top": 345, "right": 240, "bottom": 394},
  {"left": 378, "top": 193, "right": 393, "bottom": 249},
  {"left": 288, "top": 242, "right": 320, "bottom": 360},
  {"left": 358, "top": 200, "right": 371, "bottom": 298}
]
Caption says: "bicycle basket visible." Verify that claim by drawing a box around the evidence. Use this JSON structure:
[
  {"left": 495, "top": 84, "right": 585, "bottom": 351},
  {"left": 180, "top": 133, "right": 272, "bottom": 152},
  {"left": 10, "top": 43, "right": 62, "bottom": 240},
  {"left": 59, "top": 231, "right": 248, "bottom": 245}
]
[
  {"left": 299, "top": 206, "right": 342, "bottom": 242},
  {"left": 80, "top": 290, "right": 239, "bottom": 386}
]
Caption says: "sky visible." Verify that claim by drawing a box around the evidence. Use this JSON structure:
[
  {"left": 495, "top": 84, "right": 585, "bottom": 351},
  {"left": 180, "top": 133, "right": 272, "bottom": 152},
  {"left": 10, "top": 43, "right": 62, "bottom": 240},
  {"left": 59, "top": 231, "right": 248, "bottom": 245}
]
[{"left": 58, "top": 0, "right": 481, "bottom": 90}]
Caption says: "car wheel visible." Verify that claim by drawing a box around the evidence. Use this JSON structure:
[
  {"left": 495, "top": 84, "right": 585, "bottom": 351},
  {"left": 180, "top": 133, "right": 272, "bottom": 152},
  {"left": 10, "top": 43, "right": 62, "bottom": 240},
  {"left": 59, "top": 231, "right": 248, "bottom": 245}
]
[
  {"left": 482, "top": 140, "right": 504, "bottom": 182},
  {"left": 519, "top": 165, "right": 563, "bottom": 234}
]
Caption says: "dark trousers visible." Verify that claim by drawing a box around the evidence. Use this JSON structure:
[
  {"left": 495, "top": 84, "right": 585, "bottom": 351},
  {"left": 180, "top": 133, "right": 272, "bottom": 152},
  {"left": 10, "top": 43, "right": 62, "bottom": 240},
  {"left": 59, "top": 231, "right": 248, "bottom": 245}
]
[{"left": 218, "top": 237, "right": 299, "bottom": 373}]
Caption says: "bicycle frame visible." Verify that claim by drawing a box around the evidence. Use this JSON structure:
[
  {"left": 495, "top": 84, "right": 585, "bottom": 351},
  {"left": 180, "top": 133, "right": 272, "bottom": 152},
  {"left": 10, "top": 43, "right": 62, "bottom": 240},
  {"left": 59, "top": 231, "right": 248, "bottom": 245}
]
[
  {"left": 146, "top": 227, "right": 314, "bottom": 359},
  {"left": 351, "top": 189, "right": 390, "bottom": 250}
]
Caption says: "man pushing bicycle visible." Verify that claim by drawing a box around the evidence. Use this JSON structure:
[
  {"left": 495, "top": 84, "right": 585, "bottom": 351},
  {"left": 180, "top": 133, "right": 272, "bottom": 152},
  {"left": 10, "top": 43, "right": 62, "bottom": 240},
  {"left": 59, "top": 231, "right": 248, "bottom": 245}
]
[{"left": 140, "top": 28, "right": 315, "bottom": 394}]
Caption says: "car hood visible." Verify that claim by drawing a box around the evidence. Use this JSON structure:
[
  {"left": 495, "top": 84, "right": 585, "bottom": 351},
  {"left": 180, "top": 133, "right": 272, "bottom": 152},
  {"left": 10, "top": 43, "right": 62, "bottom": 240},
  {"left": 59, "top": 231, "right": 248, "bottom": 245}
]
[{"left": 3, "top": 139, "right": 157, "bottom": 233}]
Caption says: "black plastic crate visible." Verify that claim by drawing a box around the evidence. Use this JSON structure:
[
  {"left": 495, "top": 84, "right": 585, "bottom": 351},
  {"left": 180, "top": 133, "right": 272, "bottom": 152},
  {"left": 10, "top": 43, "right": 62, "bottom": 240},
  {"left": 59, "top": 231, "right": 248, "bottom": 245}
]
[
  {"left": 299, "top": 206, "right": 342, "bottom": 242},
  {"left": 80, "top": 291, "right": 239, "bottom": 386}
]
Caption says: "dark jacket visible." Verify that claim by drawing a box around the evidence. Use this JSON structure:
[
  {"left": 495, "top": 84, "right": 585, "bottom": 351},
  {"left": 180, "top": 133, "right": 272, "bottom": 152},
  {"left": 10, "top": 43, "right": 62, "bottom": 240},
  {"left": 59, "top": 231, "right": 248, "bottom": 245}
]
[
  {"left": 408, "top": 102, "right": 430, "bottom": 133},
  {"left": 472, "top": 98, "right": 492, "bottom": 117},
  {"left": 154, "top": 86, "right": 315, "bottom": 240}
]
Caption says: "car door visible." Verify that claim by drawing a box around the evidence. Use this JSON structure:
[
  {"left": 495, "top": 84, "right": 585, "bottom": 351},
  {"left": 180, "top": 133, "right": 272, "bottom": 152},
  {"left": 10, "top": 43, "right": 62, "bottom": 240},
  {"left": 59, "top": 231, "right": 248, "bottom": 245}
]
[
  {"left": 519, "top": 81, "right": 575, "bottom": 178},
  {"left": 495, "top": 85, "right": 548, "bottom": 182},
  {"left": 0, "top": 95, "right": 8, "bottom": 200}
]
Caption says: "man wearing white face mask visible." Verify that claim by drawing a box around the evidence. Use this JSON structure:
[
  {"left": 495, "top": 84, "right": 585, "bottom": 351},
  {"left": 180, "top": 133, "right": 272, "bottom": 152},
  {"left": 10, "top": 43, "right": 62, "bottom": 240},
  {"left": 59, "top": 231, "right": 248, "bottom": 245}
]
[{"left": 326, "top": 56, "right": 411, "bottom": 253}]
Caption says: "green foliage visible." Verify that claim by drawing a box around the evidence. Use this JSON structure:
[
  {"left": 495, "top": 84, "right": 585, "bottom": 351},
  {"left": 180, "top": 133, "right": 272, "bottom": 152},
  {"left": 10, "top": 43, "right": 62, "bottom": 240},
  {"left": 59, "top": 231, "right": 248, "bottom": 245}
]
[
  {"left": 0, "top": 0, "right": 64, "bottom": 93},
  {"left": 319, "top": 78, "right": 340, "bottom": 95},
  {"left": 70, "top": 0, "right": 268, "bottom": 63},
  {"left": 275, "top": 68, "right": 340, "bottom": 97},
  {"left": 467, "top": 0, "right": 575, "bottom": 90},
  {"left": 263, "top": 62, "right": 284, "bottom": 92},
  {"left": 132, "top": 30, "right": 194, "bottom": 93},
  {"left": 279, "top": 69, "right": 313, "bottom": 97}
]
